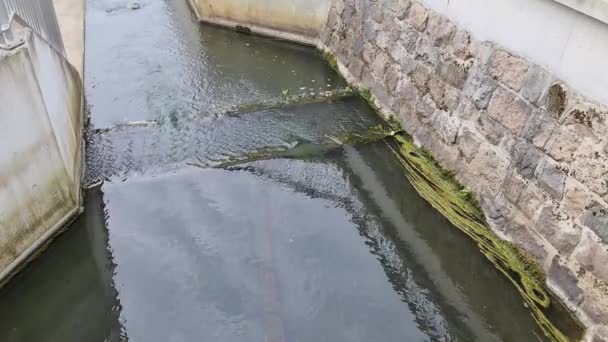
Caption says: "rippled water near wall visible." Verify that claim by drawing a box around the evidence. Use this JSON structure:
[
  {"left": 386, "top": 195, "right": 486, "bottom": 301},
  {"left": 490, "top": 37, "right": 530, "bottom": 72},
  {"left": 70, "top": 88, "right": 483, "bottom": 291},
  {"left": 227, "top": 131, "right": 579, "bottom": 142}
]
[{"left": 0, "top": 0, "right": 581, "bottom": 341}]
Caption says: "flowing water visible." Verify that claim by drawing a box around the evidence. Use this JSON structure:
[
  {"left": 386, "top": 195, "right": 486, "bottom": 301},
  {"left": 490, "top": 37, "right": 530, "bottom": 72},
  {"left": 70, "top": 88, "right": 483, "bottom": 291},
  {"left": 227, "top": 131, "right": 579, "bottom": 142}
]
[{"left": 0, "top": 0, "right": 582, "bottom": 341}]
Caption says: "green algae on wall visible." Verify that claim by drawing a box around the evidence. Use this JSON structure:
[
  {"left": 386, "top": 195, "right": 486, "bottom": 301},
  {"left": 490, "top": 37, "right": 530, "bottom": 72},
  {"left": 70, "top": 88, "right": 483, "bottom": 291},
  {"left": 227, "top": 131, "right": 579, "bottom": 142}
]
[{"left": 383, "top": 133, "right": 574, "bottom": 342}]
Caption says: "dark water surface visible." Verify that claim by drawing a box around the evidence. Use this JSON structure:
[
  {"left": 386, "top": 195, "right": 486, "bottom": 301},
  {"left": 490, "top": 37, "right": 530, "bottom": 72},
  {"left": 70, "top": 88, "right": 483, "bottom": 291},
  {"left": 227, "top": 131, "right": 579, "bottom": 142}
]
[{"left": 0, "top": 0, "right": 577, "bottom": 341}]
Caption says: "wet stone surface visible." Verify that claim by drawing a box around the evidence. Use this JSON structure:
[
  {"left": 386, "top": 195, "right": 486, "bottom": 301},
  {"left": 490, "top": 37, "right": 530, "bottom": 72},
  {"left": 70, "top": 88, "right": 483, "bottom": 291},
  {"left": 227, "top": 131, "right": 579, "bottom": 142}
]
[{"left": 0, "top": 0, "right": 581, "bottom": 341}]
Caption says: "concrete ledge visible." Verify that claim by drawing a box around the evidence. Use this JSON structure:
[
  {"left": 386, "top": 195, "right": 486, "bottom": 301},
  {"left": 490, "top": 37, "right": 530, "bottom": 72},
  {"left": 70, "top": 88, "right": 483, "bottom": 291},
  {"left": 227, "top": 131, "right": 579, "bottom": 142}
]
[
  {"left": 187, "top": 0, "right": 327, "bottom": 46},
  {"left": 553, "top": 0, "right": 608, "bottom": 24},
  {"left": 195, "top": 15, "right": 319, "bottom": 47},
  {"left": 52, "top": 0, "right": 84, "bottom": 77}
]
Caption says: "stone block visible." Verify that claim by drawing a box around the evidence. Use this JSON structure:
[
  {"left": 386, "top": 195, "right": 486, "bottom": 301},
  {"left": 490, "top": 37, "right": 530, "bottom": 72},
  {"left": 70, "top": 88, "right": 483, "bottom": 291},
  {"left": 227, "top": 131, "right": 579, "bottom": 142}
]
[
  {"left": 363, "top": 20, "right": 380, "bottom": 42},
  {"left": 574, "top": 230, "right": 608, "bottom": 283},
  {"left": 457, "top": 126, "right": 482, "bottom": 162},
  {"left": 430, "top": 111, "right": 461, "bottom": 144},
  {"left": 352, "top": 36, "right": 365, "bottom": 59},
  {"left": 342, "top": 5, "right": 355, "bottom": 27},
  {"left": 487, "top": 88, "right": 533, "bottom": 133},
  {"left": 535, "top": 159, "right": 567, "bottom": 199},
  {"left": 563, "top": 105, "right": 608, "bottom": 138},
  {"left": 582, "top": 202, "right": 608, "bottom": 243},
  {"left": 398, "top": 53, "right": 417, "bottom": 75},
  {"left": 592, "top": 326, "right": 608, "bottom": 342},
  {"left": 428, "top": 76, "right": 446, "bottom": 108},
  {"left": 389, "top": 43, "right": 406, "bottom": 63},
  {"left": 348, "top": 58, "right": 364, "bottom": 80},
  {"left": 471, "top": 76, "right": 497, "bottom": 110},
  {"left": 436, "top": 58, "right": 469, "bottom": 90},
  {"left": 510, "top": 139, "right": 543, "bottom": 180},
  {"left": 469, "top": 143, "right": 509, "bottom": 195},
  {"left": 454, "top": 97, "right": 478, "bottom": 121},
  {"left": 507, "top": 214, "right": 550, "bottom": 263},
  {"left": 545, "top": 123, "right": 593, "bottom": 163},
  {"left": 482, "top": 193, "right": 516, "bottom": 223},
  {"left": 384, "top": 63, "right": 402, "bottom": 96},
  {"left": 415, "top": 95, "right": 436, "bottom": 121},
  {"left": 370, "top": 2, "right": 385, "bottom": 23},
  {"left": 415, "top": 36, "right": 439, "bottom": 66},
  {"left": 443, "top": 86, "right": 460, "bottom": 112},
  {"left": 452, "top": 28, "right": 474, "bottom": 60},
  {"left": 411, "top": 64, "right": 431, "bottom": 95},
  {"left": 502, "top": 170, "right": 527, "bottom": 203},
  {"left": 428, "top": 76, "right": 460, "bottom": 111},
  {"left": 522, "top": 64, "right": 551, "bottom": 104},
  {"left": 425, "top": 11, "right": 454, "bottom": 47},
  {"left": 581, "top": 289, "right": 608, "bottom": 325},
  {"left": 337, "top": 28, "right": 355, "bottom": 63},
  {"left": 548, "top": 257, "right": 583, "bottom": 306},
  {"left": 400, "top": 28, "right": 420, "bottom": 54},
  {"left": 490, "top": 50, "right": 529, "bottom": 91},
  {"left": 385, "top": 0, "right": 411, "bottom": 20},
  {"left": 376, "top": 30, "right": 391, "bottom": 51},
  {"left": 394, "top": 77, "right": 418, "bottom": 111},
  {"left": 563, "top": 180, "right": 592, "bottom": 219},
  {"left": 334, "top": 0, "right": 345, "bottom": 16},
  {"left": 326, "top": 9, "right": 340, "bottom": 33},
  {"left": 476, "top": 114, "right": 506, "bottom": 145},
  {"left": 362, "top": 42, "right": 376, "bottom": 64},
  {"left": 517, "top": 182, "right": 547, "bottom": 220},
  {"left": 537, "top": 206, "right": 582, "bottom": 256},
  {"left": 523, "top": 110, "right": 557, "bottom": 149},
  {"left": 408, "top": 2, "right": 429, "bottom": 31}
]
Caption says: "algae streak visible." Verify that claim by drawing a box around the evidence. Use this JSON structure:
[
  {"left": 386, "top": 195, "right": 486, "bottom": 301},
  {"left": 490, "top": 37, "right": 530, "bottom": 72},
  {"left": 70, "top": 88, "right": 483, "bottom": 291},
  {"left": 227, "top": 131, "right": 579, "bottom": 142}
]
[
  {"left": 206, "top": 124, "right": 398, "bottom": 168},
  {"left": 385, "top": 134, "right": 572, "bottom": 342}
]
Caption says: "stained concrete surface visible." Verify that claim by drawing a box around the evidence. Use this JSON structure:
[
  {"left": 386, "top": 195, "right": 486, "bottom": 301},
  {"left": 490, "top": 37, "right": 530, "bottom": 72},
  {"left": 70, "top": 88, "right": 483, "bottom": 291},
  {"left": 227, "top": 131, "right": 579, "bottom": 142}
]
[{"left": 53, "top": 0, "right": 85, "bottom": 76}]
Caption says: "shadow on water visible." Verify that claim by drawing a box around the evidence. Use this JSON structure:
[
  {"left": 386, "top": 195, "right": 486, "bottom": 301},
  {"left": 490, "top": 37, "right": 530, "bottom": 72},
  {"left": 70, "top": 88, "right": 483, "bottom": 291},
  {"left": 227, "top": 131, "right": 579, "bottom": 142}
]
[{"left": 0, "top": 190, "right": 127, "bottom": 342}]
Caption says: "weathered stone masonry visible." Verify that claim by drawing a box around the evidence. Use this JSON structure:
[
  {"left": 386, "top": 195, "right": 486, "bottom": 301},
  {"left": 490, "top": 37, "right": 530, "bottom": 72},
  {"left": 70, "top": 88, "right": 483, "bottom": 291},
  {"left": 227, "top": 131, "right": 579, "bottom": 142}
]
[{"left": 320, "top": 0, "right": 608, "bottom": 339}]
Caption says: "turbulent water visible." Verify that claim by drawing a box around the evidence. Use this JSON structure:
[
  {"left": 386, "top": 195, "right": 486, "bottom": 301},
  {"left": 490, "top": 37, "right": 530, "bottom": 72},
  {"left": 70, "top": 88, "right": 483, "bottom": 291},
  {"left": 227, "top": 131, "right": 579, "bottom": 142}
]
[{"left": 0, "top": 0, "right": 580, "bottom": 341}]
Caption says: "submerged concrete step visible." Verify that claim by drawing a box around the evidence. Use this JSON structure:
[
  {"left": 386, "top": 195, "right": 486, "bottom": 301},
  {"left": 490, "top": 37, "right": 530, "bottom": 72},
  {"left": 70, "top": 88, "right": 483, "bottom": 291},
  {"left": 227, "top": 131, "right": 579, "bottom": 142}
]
[{"left": 84, "top": 95, "right": 383, "bottom": 184}]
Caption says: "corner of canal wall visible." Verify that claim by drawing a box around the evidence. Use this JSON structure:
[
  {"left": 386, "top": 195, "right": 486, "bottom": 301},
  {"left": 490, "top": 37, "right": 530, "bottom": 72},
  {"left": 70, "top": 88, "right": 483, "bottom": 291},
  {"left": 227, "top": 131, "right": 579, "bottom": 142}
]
[
  {"left": 0, "top": 28, "right": 83, "bottom": 286},
  {"left": 318, "top": 0, "right": 608, "bottom": 339},
  {"left": 188, "top": 0, "right": 331, "bottom": 46}
]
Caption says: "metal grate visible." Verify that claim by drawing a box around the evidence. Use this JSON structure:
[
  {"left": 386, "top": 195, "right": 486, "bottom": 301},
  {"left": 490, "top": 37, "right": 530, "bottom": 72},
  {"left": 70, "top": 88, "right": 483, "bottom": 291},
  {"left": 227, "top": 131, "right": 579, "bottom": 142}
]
[{"left": 0, "top": 0, "right": 64, "bottom": 53}]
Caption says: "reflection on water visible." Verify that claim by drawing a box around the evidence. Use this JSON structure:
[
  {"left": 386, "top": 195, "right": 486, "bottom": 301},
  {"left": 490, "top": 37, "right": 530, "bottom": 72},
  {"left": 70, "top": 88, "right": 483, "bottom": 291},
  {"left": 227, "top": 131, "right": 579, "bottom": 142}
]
[
  {"left": 0, "top": 190, "right": 125, "bottom": 342},
  {"left": 0, "top": 150, "right": 560, "bottom": 341},
  {"left": 85, "top": 0, "right": 345, "bottom": 128}
]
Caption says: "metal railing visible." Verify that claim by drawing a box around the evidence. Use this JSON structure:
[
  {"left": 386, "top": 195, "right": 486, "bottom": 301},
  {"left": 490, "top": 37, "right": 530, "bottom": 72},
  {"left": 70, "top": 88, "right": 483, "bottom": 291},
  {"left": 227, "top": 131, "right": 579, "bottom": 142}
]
[{"left": 0, "top": 0, "right": 64, "bottom": 53}]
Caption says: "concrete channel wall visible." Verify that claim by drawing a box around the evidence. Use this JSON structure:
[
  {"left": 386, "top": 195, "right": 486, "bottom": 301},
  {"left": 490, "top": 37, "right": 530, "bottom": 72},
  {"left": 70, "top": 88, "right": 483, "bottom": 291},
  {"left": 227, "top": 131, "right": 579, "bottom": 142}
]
[
  {"left": 319, "top": 0, "right": 608, "bottom": 339},
  {"left": 188, "top": 0, "right": 332, "bottom": 45},
  {"left": 0, "top": 28, "right": 82, "bottom": 284}
]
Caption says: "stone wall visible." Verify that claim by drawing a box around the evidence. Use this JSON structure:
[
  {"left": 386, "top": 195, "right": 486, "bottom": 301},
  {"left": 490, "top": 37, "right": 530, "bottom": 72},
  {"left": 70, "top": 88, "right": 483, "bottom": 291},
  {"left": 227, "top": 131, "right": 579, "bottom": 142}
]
[{"left": 320, "top": 0, "right": 608, "bottom": 339}]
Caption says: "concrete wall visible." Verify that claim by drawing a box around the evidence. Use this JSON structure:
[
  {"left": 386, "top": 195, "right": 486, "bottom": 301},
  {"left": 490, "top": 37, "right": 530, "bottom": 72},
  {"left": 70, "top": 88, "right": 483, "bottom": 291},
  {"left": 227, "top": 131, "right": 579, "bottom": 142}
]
[
  {"left": 189, "top": 0, "right": 332, "bottom": 45},
  {"left": 0, "top": 28, "right": 82, "bottom": 283},
  {"left": 320, "top": 0, "right": 608, "bottom": 340}
]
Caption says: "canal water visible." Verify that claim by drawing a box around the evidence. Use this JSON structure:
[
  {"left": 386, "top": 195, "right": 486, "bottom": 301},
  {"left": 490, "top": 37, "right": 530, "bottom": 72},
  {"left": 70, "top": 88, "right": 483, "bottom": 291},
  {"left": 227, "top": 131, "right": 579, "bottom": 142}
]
[{"left": 0, "top": 0, "right": 579, "bottom": 341}]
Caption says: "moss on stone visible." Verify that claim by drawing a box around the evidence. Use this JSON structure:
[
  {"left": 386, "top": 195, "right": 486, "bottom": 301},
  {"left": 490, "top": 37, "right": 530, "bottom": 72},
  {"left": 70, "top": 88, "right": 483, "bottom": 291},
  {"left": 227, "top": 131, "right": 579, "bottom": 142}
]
[
  {"left": 547, "top": 83, "right": 567, "bottom": 118},
  {"left": 321, "top": 50, "right": 338, "bottom": 71}
]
